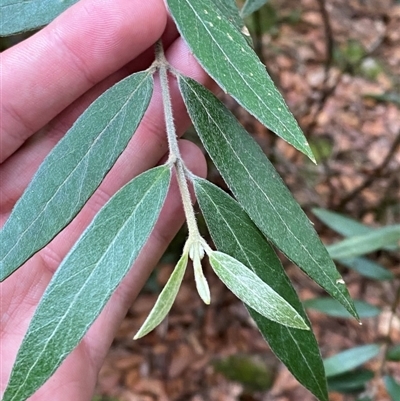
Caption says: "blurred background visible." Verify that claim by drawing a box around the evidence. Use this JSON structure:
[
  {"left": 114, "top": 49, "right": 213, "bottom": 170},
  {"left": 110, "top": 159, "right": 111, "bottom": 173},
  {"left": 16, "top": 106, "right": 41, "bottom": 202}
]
[{"left": 3, "top": 0, "right": 399, "bottom": 400}]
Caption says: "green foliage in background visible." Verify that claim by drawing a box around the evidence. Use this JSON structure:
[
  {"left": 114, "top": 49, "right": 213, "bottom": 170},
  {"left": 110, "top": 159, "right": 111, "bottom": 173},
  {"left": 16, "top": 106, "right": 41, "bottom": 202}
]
[{"left": 309, "top": 208, "right": 400, "bottom": 399}]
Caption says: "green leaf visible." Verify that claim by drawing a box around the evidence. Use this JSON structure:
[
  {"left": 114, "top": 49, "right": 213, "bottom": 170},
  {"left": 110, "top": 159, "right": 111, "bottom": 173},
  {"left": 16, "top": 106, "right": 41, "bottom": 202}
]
[
  {"left": 312, "top": 208, "right": 373, "bottom": 237},
  {"left": 323, "top": 344, "right": 381, "bottom": 378},
  {"left": 338, "top": 257, "right": 393, "bottom": 281},
  {"left": 180, "top": 76, "right": 357, "bottom": 319},
  {"left": 134, "top": 252, "right": 188, "bottom": 339},
  {"left": 364, "top": 92, "right": 400, "bottom": 106},
  {"left": 214, "top": 0, "right": 251, "bottom": 44},
  {"left": 167, "top": 0, "right": 314, "bottom": 160},
  {"left": 327, "top": 370, "right": 374, "bottom": 393},
  {"left": 384, "top": 375, "right": 400, "bottom": 401},
  {"left": 2, "top": 166, "right": 171, "bottom": 401},
  {"left": 209, "top": 250, "right": 309, "bottom": 330},
  {"left": 241, "top": 0, "right": 270, "bottom": 18},
  {"left": 0, "top": 71, "right": 154, "bottom": 282},
  {"left": 386, "top": 345, "right": 400, "bottom": 362},
  {"left": 213, "top": 354, "right": 275, "bottom": 392},
  {"left": 327, "top": 225, "right": 400, "bottom": 259},
  {"left": 312, "top": 208, "right": 398, "bottom": 251},
  {"left": 214, "top": 0, "right": 241, "bottom": 22},
  {"left": 194, "top": 178, "right": 328, "bottom": 401},
  {"left": 303, "top": 298, "right": 380, "bottom": 319},
  {"left": 0, "top": 0, "right": 79, "bottom": 36}
]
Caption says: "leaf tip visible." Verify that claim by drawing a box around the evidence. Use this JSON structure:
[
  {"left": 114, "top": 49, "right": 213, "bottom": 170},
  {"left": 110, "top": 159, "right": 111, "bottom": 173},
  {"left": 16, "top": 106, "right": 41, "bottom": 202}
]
[
  {"left": 133, "top": 331, "right": 144, "bottom": 340},
  {"left": 305, "top": 146, "right": 317, "bottom": 164},
  {"left": 297, "top": 320, "right": 311, "bottom": 331}
]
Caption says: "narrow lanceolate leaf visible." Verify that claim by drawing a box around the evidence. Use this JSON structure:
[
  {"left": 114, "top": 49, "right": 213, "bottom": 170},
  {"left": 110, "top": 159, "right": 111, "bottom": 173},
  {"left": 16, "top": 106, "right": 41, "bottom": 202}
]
[
  {"left": 209, "top": 251, "right": 309, "bottom": 330},
  {"left": 312, "top": 207, "right": 398, "bottom": 251},
  {"left": 194, "top": 178, "right": 328, "bottom": 401},
  {"left": 2, "top": 166, "right": 170, "bottom": 401},
  {"left": 303, "top": 298, "right": 380, "bottom": 319},
  {"left": 337, "top": 257, "right": 393, "bottom": 281},
  {"left": 134, "top": 252, "right": 188, "bottom": 339},
  {"left": 180, "top": 76, "right": 357, "bottom": 319},
  {"left": 327, "top": 370, "right": 374, "bottom": 393},
  {"left": 326, "top": 225, "right": 400, "bottom": 259},
  {"left": 0, "top": 71, "right": 153, "bottom": 282},
  {"left": 384, "top": 375, "right": 400, "bottom": 401},
  {"left": 323, "top": 344, "right": 381, "bottom": 378},
  {"left": 0, "top": 0, "right": 79, "bottom": 36},
  {"left": 312, "top": 208, "right": 374, "bottom": 237},
  {"left": 241, "top": 0, "right": 270, "bottom": 18},
  {"left": 166, "top": 0, "right": 314, "bottom": 160}
]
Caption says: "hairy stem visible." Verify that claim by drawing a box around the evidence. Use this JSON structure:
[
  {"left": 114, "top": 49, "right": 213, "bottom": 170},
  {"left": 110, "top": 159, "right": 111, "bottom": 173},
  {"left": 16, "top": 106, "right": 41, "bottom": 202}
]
[
  {"left": 155, "top": 40, "right": 211, "bottom": 303},
  {"left": 156, "top": 41, "right": 181, "bottom": 163},
  {"left": 155, "top": 40, "right": 202, "bottom": 241}
]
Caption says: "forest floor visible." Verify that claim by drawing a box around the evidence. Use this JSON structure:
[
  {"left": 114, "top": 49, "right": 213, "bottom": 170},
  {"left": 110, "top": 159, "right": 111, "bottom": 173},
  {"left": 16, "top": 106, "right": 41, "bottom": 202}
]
[{"left": 95, "top": 0, "right": 400, "bottom": 400}]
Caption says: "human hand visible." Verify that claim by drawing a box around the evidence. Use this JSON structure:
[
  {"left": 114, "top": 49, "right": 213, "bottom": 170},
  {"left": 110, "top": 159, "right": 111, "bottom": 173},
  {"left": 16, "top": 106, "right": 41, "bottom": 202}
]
[{"left": 0, "top": 0, "right": 210, "bottom": 399}]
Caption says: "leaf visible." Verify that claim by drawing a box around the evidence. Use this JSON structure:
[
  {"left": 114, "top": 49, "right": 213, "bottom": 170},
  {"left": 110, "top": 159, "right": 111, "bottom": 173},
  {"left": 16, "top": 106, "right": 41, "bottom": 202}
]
[
  {"left": 166, "top": 0, "right": 314, "bottom": 160},
  {"left": 327, "top": 370, "right": 374, "bottom": 393},
  {"left": 2, "top": 166, "right": 171, "bottom": 401},
  {"left": 180, "top": 76, "right": 357, "bottom": 319},
  {"left": 0, "top": 71, "right": 154, "bottom": 282},
  {"left": 193, "top": 252, "right": 211, "bottom": 304},
  {"left": 338, "top": 257, "right": 393, "bottom": 281},
  {"left": 386, "top": 344, "right": 400, "bottom": 362},
  {"left": 303, "top": 298, "right": 380, "bottom": 319},
  {"left": 386, "top": 345, "right": 400, "bottom": 362},
  {"left": 364, "top": 92, "right": 400, "bottom": 106},
  {"left": 0, "top": 0, "right": 79, "bottom": 36},
  {"left": 194, "top": 178, "right": 328, "bottom": 401},
  {"left": 312, "top": 208, "right": 397, "bottom": 251},
  {"left": 323, "top": 344, "right": 381, "bottom": 377},
  {"left": 134, "top": 252, "right": 188, "bottom": 339},
  {"left": 241, "top": 0, "right": 270, "bottom": 18},
  {"left": 209, "top": 251, "right": 309, "bottom": 330},
  {"left": 213, "top": 354, "right": 275, "bottom": 392},
  {"left": 327, "top": 225, "right": 400, "bottom": 259},
  {"left": 214, "top": 0, "right": 252, "bottom": 45},
  {"left": 384, "top": 375, "right": 400, "bottom": 401},
  {"left": 312, "top": 208, "right": 374, "bottom": 237}
]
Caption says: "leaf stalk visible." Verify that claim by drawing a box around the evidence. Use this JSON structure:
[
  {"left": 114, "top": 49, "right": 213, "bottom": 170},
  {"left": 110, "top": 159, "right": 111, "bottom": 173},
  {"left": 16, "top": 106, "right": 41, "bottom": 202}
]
[{"left": 156, "top": 40, "right": 211, "bottom": 303}]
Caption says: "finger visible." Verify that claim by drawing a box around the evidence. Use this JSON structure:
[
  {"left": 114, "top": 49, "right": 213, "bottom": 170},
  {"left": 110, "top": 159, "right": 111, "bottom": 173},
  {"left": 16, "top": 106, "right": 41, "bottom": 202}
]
[
  {"left": 0, "top": 34, "right": 207, "bottom": 215},
  {"left": 0, "top": 0, "right": 167, "bottom": 163}
]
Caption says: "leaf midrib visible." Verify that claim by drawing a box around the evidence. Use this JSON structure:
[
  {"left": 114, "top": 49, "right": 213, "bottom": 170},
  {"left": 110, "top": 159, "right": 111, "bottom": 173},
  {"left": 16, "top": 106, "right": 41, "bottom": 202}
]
[
  {"left": 198, "top": 185, "right": 324, "bottom": 397},
  {"left": 188, "top": 84, "right": 300, "bottom": 251},
  {"left": 13, "top": 169, "right": 166, "bottom": 398},
  {"left": 187, "top": 82, "right": 344, "bottom": 303},
  {"left": 181, "top": 0, "right": 303, "bottom": 151}
]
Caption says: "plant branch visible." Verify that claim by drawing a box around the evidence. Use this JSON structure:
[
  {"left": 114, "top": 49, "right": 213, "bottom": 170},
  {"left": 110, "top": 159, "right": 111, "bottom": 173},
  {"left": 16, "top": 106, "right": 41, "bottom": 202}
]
[
  {"left": 155, "top": 41, "right": 203, "bottom": 243},
  {"left": 176, "top": 160, "right": 201, "bottom": 240},
  {"left": 156, "top": 41, "right": 181, "bottom": 163},
  {"left": 156, "top": 40, "right": 211, "bottom": 303}
]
